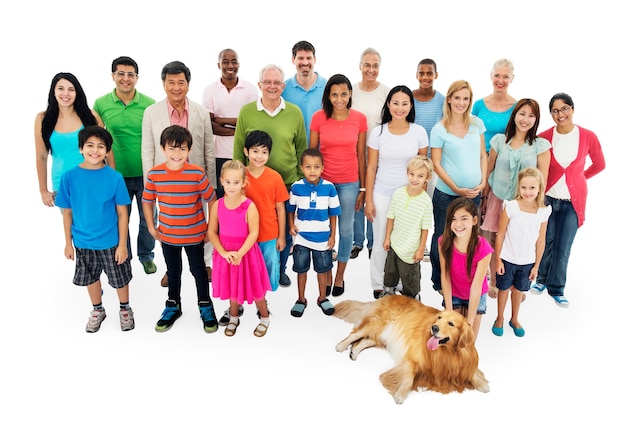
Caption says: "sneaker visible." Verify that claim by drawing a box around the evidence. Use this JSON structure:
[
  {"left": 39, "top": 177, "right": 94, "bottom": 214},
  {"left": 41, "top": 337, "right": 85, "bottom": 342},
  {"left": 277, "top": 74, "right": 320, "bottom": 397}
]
[
  {"left": 373, "top": 290, "right": 383, "bottom": 299},
  {"left": 155, "top": 299, "right": 182, "bottom": 332},
  {"left": 350, "top": 246, "right": 362, "bottom": 259},
  {"left": 530, "top": 282, "right": 546, "bottom": 295},
  {"left": 378, "top": 286, "right": 396, "bottom": 298},
  {"left": 141, "top": 260, "right": 157, "bottom": 274},
  {"left": 119, "top": 308, "right": 135, "bottom": 331},
  {"left": 279, "top": 272, "right": 292, "bottom": 287},
  {"left": 86, "top": 309, "right": 106, "bottom": 333},
  {"left": 218, "top": 305, "right": 244, "bottom": 326},
  {"left": 199, "top": 301, "right": 218, "bottom": 333},
  {"left": 553, "top": 295, "right": 569, "bottom": 308}
]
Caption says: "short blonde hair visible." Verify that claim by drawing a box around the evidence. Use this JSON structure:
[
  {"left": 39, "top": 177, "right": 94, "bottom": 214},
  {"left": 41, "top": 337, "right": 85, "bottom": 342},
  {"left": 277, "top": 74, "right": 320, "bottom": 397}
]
[
  {"left": 220, "top": 159, "right": 246, "bottom": 180},
  {"left": 407, "top": 155, "right": 434, "bottom": 178},
  {"left": 515, "top": 167, "right": 546, "bottom": 208}
]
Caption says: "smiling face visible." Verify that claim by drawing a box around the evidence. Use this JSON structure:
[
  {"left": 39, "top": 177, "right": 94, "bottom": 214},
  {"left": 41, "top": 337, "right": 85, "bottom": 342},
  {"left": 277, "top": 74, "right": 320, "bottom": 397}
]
[
  {"left": 359, "top": 53, "right": 380, "bottom": 83},
  {"left": 80, "top": 136, "right": 107, "bottom": 168},
  {"left": 112, "top": 64, "right": 137, "bottom": 96},
  {"left": 514, "top": 104, "right": 537, "bottom": 135},
  {"left": 162, "top": 141, "right": 190, "bottom": 171},
  {"left": 54, "top": 78, "right": 76, "bottom": 108},
  {"left": 417, "top": 63, "right": 438, "bottom": 90},
  {"left": 550, "top": 98, "right": 575, "bottom": 131},
  {"left": 244, "top": 144, "right": 270, "bottom": 170},
  {"left": 448, "top": 88, "right": 471, "bottom": 116},
  {"left": 329, "top": 83, "right": 351, "bottom": 112},
  {"left": 518, "top": 175, "right": 540, "bottom": 202},
  {"left": 258, "top": 67, "right": 285, "bottom": 102},
  {"left": 407, "top": 166, "right": 430, "bottom": 191},
  {"left": 450, "top": 207, "right": 478, "bottom": 240},
  {"left": 292, "top": 49, "right": 316, "bottom": 78},
  {"left": 163, "top": 72, "right": 189, "bottom": 106},
  {"left": 388, "top": 91, "right": 413, "bottom": 122},
  {"left": 490, "top": 64, "right": 513, "bottom": 93},
  {"left": 218, "top": 50, "right": 239, "bottom": 82}
]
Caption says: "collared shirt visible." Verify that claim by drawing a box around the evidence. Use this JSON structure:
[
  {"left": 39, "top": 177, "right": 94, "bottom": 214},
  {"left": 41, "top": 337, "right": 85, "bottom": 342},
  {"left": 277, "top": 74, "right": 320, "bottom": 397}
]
[
  {"left": 257, "top": 97, "right": 286, "bottom": 117},
  {"left": 282, "top": 72, "right": 327, "bottom": 144},
  {"left": 167, "top": 97, "right": 189, "bottom": 128}
]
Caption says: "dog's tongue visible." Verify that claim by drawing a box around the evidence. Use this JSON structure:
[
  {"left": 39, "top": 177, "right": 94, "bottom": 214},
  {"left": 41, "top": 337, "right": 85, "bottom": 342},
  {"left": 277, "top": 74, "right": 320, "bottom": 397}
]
[{"left": 427, "top": 335, "right": 440, "bottom": 351}]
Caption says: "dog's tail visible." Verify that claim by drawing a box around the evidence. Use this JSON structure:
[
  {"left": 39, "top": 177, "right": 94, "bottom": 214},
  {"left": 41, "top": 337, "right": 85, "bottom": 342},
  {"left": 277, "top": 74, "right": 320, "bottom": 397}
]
[{"left": 333, "top": 300, "right": 372, "bottom": 325}]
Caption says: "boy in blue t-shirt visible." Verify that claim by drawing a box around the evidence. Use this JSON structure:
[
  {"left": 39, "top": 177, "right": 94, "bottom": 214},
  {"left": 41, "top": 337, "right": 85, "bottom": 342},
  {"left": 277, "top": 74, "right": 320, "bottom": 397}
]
[
  {"left": 287, "top": 148, "right": 340, "bottom": 317},
  {"left": 56, "top": 126, "right": 133, "bottom": 333}
]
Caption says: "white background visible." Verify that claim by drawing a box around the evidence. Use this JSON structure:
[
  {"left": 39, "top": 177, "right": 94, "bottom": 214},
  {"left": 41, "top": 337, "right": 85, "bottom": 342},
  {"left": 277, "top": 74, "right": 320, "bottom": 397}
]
[{"left": 2, "top": 1, "right": 621, "bottom": 419}]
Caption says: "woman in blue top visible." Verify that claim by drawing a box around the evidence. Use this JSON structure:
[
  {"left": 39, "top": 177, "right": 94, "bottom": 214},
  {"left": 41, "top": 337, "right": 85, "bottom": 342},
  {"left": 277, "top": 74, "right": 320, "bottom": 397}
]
[
  {"left": 429, "top": 80, "right": 488, "bottom": 293},
  {"left": 471, "top": 59, "right": 516, "bottom": 154},
  {"left": 35, "top": 72, "right": 107, "bottom": 207}
]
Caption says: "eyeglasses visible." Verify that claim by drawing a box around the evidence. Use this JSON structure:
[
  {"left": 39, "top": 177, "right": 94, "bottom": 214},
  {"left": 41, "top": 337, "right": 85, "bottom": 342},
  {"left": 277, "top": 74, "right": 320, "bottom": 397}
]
[
  {"left": 361, "top": 63, "right": 380, "bottom": 69},
  {"left": 261, "top": 80, "right": 284, "bottom": 87},
  {"left": 114, "top": 71, "right": 137, "bottom": 78},
  {"left": 551, "top": 106, "right": 571, "bottom": 115}
]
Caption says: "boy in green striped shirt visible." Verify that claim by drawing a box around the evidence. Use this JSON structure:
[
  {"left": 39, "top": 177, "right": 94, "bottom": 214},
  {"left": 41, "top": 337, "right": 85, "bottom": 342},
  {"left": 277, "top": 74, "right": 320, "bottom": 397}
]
[{"left": 381, "top": 156, "right": 434, "bottom": 300}]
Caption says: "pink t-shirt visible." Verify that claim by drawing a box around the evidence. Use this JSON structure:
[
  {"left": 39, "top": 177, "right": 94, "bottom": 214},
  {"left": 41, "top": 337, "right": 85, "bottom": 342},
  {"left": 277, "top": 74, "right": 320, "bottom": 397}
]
[
  {"left": 440, "top": 236, "right": 493, "bottom": 300},
  {"left": 310, "top": 109, "right": 367, "bottom": 184}
]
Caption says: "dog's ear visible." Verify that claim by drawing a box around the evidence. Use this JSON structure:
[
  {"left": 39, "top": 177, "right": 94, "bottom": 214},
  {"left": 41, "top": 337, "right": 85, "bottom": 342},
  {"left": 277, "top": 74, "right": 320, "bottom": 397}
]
[{"left": 456, "top": 321, "right": 475, "bottom": 349}]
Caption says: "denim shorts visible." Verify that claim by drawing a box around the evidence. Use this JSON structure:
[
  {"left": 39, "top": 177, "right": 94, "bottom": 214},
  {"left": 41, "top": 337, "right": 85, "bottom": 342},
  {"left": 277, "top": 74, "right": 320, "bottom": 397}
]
[
  {"left": 496, "top": 260, "right": 533, "bottom": 292},
  {"left": 292, "top": 245, "right": 333, "bottom": 274},
  {"left": 448, "top": 293, "right": 487, "bottom": 315}
]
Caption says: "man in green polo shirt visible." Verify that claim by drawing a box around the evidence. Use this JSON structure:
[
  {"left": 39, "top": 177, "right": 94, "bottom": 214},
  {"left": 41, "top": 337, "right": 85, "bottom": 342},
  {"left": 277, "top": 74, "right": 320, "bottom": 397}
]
[{"left": 94, "top": 56, "right": 157, "bottom": 276}]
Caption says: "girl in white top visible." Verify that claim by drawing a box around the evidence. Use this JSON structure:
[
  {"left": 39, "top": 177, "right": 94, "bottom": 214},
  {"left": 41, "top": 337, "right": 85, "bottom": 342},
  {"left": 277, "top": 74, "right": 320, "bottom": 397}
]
[
  {"left": 492, "top": 167, "right": 551, "bottom": 337},
  {"left": 365, "top": 85, "right": 428, "bottom": 298}
]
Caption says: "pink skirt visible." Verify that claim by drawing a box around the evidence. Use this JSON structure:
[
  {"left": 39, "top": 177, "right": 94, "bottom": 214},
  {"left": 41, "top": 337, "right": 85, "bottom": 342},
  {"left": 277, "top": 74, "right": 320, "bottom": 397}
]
[{"left": 480, "top": 191, "right": 504, "bottom": 232}]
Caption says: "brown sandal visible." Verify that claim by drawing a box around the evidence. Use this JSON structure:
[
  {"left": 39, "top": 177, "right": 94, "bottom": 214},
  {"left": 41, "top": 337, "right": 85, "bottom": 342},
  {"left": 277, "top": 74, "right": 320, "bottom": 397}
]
[
  {"left": 253, "top": 322, "right": 269, "bottom": 337},
  {"left": 224, "top": 319, "right": 240, "bottom": 337}
]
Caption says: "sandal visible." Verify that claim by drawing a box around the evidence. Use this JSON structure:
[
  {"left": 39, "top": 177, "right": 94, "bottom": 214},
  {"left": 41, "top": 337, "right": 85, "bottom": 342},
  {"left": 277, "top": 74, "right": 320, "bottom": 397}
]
[
  {"left": 332, "top": 281, "right": 345, "bottom": 297},
  {"left": 253, "top": 322, "right": 269, "bottom": 337},
  {"left": 317, "top": 298, "right": 335, "bottom": 316},
  {"left": 290, "top": 299, "right": 307, "bottom": 318},
  {"left": 224, "top": 319, "right": 240, "bottom": 337}
]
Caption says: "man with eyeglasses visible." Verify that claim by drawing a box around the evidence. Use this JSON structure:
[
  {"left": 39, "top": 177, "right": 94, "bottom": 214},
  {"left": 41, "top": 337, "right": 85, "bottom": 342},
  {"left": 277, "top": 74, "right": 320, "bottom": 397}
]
[
  {"left": 94, "top": 56, "right": 157, "bottom": 277},
  {"left": 142, "top": 60, "right": 216, "bottom": 288},
  {"left": 233, "top": 64, "right": 307, "bottom": 287},
  {"left": 282, "top": 40, "right": 327, "bottom": 146},
  {"left": 202, "top": 48, "right": 258, "bottom": 199}
]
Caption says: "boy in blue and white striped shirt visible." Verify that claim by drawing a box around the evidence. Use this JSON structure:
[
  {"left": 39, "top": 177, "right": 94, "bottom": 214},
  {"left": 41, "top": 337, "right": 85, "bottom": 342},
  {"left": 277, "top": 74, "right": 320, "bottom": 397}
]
[{"left": 287, "top": 148, "right": 341, "bottom": 317}]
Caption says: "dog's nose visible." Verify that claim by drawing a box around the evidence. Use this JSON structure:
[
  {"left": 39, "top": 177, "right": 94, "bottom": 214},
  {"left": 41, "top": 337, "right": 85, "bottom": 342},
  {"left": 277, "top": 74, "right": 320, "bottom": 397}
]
[{"left": 432, "top": 325, "right": 439, "bottom": 335}]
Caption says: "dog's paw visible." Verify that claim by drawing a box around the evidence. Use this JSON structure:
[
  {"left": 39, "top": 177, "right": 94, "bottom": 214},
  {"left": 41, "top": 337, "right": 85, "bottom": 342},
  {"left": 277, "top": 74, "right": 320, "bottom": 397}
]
[
  {"left": 349, "top": 349, "right": 358, "bottom": 361},
  {"left": 393, "top": 393, "right": 407, "bottom": 404},
  {"left": 335, "top": 343, "right": 347, "bottom": 352}
]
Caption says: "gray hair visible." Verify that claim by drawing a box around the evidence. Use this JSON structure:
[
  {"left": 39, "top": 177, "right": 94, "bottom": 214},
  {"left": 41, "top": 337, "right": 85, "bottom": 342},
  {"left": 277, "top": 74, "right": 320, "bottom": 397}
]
[{"left": 258, "top": 64, "right": 284, "bottom": 82}]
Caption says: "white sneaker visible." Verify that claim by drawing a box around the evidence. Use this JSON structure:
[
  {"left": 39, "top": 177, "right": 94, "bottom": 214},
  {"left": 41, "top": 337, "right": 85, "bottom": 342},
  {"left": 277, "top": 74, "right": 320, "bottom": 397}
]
[{"left": 86, "top": 309, "right": 106, "bottom": 333}]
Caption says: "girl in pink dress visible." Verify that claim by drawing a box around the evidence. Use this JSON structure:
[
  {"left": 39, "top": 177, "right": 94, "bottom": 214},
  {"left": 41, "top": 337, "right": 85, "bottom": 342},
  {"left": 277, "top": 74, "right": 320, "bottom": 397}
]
[{"left": 208, "top": 160, "right": 271, "bottom": 337}]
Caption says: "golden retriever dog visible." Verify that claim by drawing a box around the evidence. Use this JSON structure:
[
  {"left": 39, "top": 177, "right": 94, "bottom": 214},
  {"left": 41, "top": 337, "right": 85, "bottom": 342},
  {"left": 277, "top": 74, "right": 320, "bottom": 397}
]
[{"left": 334, "top": 295, "right": 489, "bottom": 404}]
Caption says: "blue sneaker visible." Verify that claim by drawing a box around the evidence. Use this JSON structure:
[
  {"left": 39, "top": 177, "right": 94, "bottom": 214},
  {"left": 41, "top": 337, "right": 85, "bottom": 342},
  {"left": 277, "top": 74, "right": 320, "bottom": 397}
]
[
  {"left": 155, "top": 299, "right": 182, "bottom": 332},
  {"left": 530, "top": 282, "right": 546, "bottom": 295},
  {"left": 199, "top": 301, "right": 218, "bottom": 333},
  {"left": 553, "top": 295, "right": 569, "bottom": 308}
]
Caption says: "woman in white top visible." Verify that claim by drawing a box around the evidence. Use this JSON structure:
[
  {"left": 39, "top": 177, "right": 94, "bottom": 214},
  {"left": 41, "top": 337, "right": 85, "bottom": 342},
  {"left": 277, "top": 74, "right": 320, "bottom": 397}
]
[{"left": 365, "top": 85, "right": 428, "bottom": 299}]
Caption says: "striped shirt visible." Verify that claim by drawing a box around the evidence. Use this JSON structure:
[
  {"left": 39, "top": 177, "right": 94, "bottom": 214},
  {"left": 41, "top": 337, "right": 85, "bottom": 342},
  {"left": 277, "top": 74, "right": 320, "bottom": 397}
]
[
  {"left": 287, "top": 178, "right": 341, "bottom": 251},
  {"left": 143, "top": 162, "right": 215, "bottom": 246},
  {"left": 387, "top": 187, "right": 433, "bottom": 264}
]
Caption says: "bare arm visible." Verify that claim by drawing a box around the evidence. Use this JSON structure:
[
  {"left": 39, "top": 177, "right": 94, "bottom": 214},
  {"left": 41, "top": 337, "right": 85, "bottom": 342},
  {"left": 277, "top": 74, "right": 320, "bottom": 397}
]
[
  {"left": 494, "top": 206, "right": 510, "bottom": 275},
  {"left": 439, "top": 243, "right": 452, "bottom": 309},
  {"left": 34, "top": 112, "right": 54, "bottom": 206},
  {"left": 466, "top": 253, "right": 491, "bottom": 326},
  {"left": 383, "top": 218, "right": 394, "bottom": 251},
  {"left": 210, "top": 112, "right": 236, "bottom": 137},
  {"left": 62, "top": 208, "right": 74, "bottom": 260},
  {"left": 276, "top": 201, "right": 286, "bottom": 252},
  {"left": 530, "top": 220, "right": 548, "bottom": 281},
  {"left": 327, "top": 215, "right": 337, "bottom": 250},
  {"left": 115, "top": 204, "right": 129, "bottom": 264},
  {"left": 356, "top": 131, "right": 367, "bottom": 210},
  {"left": 364, "top": 147, "right": 379, "bottom": 222}
]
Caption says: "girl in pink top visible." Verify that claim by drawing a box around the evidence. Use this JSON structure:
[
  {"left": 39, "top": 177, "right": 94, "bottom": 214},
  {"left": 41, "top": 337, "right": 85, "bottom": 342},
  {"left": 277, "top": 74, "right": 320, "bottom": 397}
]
[
  {"left": 439, "top": 198, "right": 493, "bottom": 340},
  {"left": 208, "top": 160, "right": 271, "bottom": 337},
  {"left": 310, "top": 74, "right": 368, "bottom": 298}
]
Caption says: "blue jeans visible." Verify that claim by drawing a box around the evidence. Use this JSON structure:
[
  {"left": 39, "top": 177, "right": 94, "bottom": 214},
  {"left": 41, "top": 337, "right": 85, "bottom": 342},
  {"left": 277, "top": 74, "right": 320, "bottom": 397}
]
[
  {"left": 430, "top": 189, "right": 480, "bottom": 291},
  {"left": 352, "top": 206, "right": 373, "bottom": 249},
  {"left": 292, "top": 245, "right": 333, "bottom": 274},
  {"left": 334, "top": 181, "right": 359, "bottom": 262},
  {"left": 537, "top": 197, "right": 579, "bottom": 296},
  {"left": 125, "top": 176, "right": 155, "bottom": 263}
]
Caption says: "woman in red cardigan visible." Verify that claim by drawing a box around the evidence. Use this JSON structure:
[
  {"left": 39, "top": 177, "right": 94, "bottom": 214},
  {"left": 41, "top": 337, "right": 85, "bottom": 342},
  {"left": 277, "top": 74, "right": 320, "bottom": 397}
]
[{"left": 530, "top": 93, "right": 605, "bottom": 307}]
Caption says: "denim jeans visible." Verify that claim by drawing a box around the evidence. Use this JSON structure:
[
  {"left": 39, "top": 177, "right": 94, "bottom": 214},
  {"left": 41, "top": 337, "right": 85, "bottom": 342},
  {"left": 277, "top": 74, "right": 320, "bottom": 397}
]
[
  {"left": 352, "top": 206, "right": 373, "bottom": 249},
  {"left": 280, "top": 197, "right": 293, "bottom": 275},
  {"left": 537, "top": 197, "right": 579, "bottom": 296},
  {"left": 125, "top": 176, "right": 155, "bottom": 263},
  {"left": 161, "top": 241, "right": 210, "bottom": 303},
  {"left": 429, "top": 189, "right": 480, "bottom": 291},
  {"left": 334, "top": 181, "right": 359, "bottom": 262}
]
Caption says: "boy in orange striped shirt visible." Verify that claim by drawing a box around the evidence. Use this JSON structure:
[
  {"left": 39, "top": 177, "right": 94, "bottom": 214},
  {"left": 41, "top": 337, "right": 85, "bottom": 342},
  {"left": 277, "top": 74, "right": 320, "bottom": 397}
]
[{"left": 143, "top": 125, "right": 218, "bottom": 333}]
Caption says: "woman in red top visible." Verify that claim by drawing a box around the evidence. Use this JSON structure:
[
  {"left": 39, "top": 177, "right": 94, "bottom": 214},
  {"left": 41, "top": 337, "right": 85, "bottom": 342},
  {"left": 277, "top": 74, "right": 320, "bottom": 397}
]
[
  {"left": 530, "top": 93, "right": 605, "bottom": 308},
  {"left": 310, "top": 74, "right": 368, "bottom": 297}
]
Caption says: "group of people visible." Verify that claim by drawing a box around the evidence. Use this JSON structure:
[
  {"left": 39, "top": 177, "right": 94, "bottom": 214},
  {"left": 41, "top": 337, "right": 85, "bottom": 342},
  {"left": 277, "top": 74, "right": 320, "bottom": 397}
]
[{"left": 35, "top": 42, "right": 605, "bottom": 341}]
